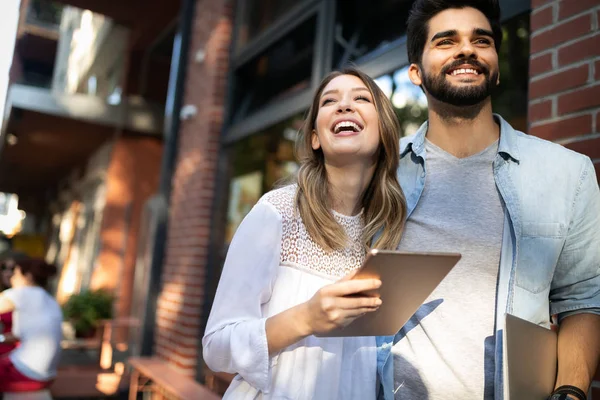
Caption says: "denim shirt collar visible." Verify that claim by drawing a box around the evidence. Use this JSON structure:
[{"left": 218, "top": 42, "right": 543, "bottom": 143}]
[{"left": 400, "top": 114, "right": 520, "bottom": 163}]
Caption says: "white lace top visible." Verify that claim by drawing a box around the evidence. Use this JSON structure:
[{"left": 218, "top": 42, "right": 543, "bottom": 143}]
[{"left": 203, "top": 184, "right": 377, "bottom": 400}]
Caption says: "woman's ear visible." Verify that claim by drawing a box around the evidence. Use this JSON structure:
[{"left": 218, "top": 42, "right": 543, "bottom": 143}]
[{"left": 311, "top": 129, "right": 321, "bottom": 150}]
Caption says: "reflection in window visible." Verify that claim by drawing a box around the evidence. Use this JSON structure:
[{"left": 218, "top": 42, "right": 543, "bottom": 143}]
[
  {"left": 232, "top": 17, "right": 315, "bottom": 122},
  {"left": 375, "top": 66, "right": 428, "bottom": 138},
  {"left": 334, "top": 0, "right": 413, "bottom": 68},
  {"left": 236, "top": 0, "right": 300, "bottom": 50},
  {"left": 225, "top": 113, "right": 305, "bottom": 242},
  {"left": 493, "top": 12, "right": 529, "bottom": 132}
]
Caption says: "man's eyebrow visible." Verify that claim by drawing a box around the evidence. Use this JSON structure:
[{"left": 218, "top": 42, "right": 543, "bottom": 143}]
[
  {"left": 474, "top": 28, "right": 494, "bottom": 38},
  {"left": 431, "top": 29, "right": 457, "bottom": 42}
]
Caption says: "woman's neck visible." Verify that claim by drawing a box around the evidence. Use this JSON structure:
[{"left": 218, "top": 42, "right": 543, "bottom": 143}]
[{"left": 325, "top": 160, "right": 376, "bottom": 216}]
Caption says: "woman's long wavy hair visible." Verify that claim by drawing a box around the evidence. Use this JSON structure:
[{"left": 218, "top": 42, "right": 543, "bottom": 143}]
[{"left": 295, "top": 67, "right": 407, "bottom": 251}]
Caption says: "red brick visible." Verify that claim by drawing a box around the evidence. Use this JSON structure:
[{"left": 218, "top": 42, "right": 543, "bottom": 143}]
[
  {"left": 564, "top": 135, "right": 600, "bottom": 159},
  {"left": 530, "top": 53, "right": 554, "bottom": 76},
  {"left": 529, "top": 100, "right": 553, "bottom": 122},
  {"left": 596, "top": 60, "right": 600, "bottom": 81},
  {"left": 594, "top": 163, "right": 600, "bottom": 184},
  {"left": 531, "top": 6, "right": 554, "bottom": 31},
  {"left": 597, "top": 112, "right": 600, "bottom": 134},
  {"left": 529, "top": 64, "right": 589, "bottom": 99},
  {"left": 558, "top": 33, "right": 600, "bottom": 66},
  {"left": 532, "top": 0, "right": 556, "bottom": 7},
  {"left": 557, "top": 85, "right": 600, "bottom": 114},
  {"left": 530, "top": 114, "right": 592, "bottom": 141},
  {"left": 531, "top": 14, "right": 592, "bottom": 54},
  {"left": 558, "top": 0, "right": 599, "bottom": 20}
]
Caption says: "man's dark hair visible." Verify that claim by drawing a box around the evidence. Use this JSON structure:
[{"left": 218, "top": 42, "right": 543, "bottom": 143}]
[{"left": 406, "top": 0, "right": 503, "bottom": 65}]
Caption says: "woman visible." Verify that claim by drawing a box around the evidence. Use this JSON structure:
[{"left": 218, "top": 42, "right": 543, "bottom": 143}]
[
  {"left": 203, "top": 67, "right": 406, "bottom": 399},
  {"left": 0, "top": 250, "right": 27, "bottom": 357},
  {"left": 0, "top": 258, "right": 62, "bottom": 392}
]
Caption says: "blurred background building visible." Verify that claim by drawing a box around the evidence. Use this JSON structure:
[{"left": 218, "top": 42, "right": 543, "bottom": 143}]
[{"left": 0, "top": 0, "right": 599, "bottom": 398}]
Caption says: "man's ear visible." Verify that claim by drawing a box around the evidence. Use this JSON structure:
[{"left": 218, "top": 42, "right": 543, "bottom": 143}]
[
  {"left": 311, "top": 130, "right": 320, "bottom": 150},
  {"left": 408, "top": 63, "right": 423, "bottom": 86}
]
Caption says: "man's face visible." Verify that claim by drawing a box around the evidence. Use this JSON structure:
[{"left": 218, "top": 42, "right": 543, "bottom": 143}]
[{"left": 410, "top": 7, "right": 500, "bottom": 107}]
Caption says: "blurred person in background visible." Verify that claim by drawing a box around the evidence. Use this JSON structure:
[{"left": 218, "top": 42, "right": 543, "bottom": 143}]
[
  {"left": 0, "top": 258, "right": 62, "bottom": 392},
  {"left": 0, "top": 250, "right": 27, "bottom": 356}
]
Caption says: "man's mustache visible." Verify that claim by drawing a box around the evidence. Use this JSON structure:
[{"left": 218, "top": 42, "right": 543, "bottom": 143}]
[{"left": 441, "top": 60, "right": 489, "bottom": 76}]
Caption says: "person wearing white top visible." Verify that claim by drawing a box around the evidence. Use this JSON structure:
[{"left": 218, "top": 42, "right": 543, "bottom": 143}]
[
  {"left": 203, "top": 67, "right": 407, "bottom": 400},
  {"left": 0, "top": 257, "right": 62, "bottom": 392}
]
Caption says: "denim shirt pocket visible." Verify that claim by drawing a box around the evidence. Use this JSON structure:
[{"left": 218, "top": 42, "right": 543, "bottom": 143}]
[{"left": 516, "top": 222, "right": 566, "bottom": 294}]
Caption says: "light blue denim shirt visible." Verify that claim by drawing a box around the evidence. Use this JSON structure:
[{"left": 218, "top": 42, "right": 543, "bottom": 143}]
[{"left": 375, "top": 114, "right": 600, "bottom": 400}]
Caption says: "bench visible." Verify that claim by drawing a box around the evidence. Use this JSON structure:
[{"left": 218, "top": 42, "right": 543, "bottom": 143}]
[{"left": 128, "top": 357, "right": 221, "bottom": 400}]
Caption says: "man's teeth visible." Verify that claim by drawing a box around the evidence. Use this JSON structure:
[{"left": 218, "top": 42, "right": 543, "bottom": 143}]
[
  {"left": 334, "top": 121, "right": 361, "bottom": 133},
  {"left": 451, "top": 68, "right": 479, "bottom": 76}
]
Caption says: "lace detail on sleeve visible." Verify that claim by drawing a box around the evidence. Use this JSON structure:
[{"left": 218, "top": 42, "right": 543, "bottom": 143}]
[{"left": 260, "top": 185, "right": 366, "bottom": 278}]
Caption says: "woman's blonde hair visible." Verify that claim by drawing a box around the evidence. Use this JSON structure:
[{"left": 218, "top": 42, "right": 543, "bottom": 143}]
[{"left": 295, "top": 67, "right": 406, "bottom": 251}]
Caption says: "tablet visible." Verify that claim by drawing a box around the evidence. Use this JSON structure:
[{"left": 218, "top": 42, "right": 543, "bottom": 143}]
[
  {"left": 316, "top": 249, "right": 461, "bottom": 337},
  {"left": 503, "top": 313, "right": 557, "bottom": 400}
]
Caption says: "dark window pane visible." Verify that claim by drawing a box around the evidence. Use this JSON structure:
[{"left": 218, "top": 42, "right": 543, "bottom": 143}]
[
  {"left": 232, "top": 17, "right": 315, "bottom": 120},
  {"left": 237, "top": 0, "right": 299, "bottom": 49},
  {"left": 334, "top": 0, "right": 413, "bottom": 68},
  {"left": 492, "top": 12, "right": 530, "bottom": 132}
]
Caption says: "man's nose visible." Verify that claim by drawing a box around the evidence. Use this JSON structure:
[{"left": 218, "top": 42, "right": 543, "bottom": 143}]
[{"left": 455, "top": 39, "right": 477, "bottom": 59}]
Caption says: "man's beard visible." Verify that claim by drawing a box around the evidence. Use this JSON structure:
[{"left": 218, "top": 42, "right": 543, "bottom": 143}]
[{"left": 421, "top": 60, "right": 499, "bottom": 107}]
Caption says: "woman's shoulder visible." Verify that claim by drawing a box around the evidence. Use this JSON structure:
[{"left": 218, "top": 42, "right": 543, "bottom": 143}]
[{"left": 258, "top": 184, "right": 298, "bottom": 218}]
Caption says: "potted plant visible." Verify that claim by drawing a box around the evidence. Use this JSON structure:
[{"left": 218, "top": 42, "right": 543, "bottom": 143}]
[{"left": 62, "top": 289, "right": 114, "bottom": 338}]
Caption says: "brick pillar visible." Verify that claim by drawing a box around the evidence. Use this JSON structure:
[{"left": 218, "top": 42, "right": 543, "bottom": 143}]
[
  {"left": 528, "top": 0, "right": 600, "bottom": 181},
  {"left": 529, "top": 1, "right": 600, "bottom": 397},
  {"left": 154, "top": 0, "right": 233, "bottom": 377}
]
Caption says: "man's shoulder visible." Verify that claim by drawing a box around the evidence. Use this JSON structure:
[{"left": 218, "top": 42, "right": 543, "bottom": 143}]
[{"left": 511, "top": 128, "right": 590, "bottom": 171}]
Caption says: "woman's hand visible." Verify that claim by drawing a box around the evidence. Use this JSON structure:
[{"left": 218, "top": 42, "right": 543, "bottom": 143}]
[
  {"left": 301, "top": 271, "right": 382, "bottom": 335},
  {"left": 265, "top": 271, "right": 382, "bottom": 355}
]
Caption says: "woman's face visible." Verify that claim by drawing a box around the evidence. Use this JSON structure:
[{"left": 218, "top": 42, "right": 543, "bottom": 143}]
[{"left": 312, "top": 74, "right": 381, "bottom": 166}]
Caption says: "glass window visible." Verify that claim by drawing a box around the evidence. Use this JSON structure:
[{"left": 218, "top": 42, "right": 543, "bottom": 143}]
[
  {"left": 225, "top": 112, "right": 305, "bottom": 243},
  {"left": 493, "top": 12, "right": 530, "bottom": 132},
  {"left": 231, "top": 17, "right": 316, "bottom": 121},
  {"left": 334, "top": 0, "right": 414, "bottom": 68},
  {"left": 236, "top": 0, "right": 300, "bottom": 50}
]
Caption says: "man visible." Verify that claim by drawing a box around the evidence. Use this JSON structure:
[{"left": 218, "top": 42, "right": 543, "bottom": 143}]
[{"left": 379, "top": 1, "right": 600, "bottom": 399}]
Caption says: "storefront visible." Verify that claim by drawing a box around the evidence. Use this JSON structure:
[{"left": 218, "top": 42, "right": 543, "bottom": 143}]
[{"left": 203, "top": 0, "right": 531, "bottom": 327}]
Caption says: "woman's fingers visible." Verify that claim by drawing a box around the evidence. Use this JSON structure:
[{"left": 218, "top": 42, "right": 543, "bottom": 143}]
[
  {"left": 326, "top": 278, "right": 381, "bottom": 297},
  {"left": 336, "top": 295, "right": 382, "bottom": 310}
]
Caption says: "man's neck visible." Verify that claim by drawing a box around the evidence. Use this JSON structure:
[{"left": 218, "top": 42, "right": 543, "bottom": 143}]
[
  {"left": 426, "top": 98, "right": 500, "bottom": 158},
  {"left": 326, "top": 160, "right": 375, "bottom": 216}
]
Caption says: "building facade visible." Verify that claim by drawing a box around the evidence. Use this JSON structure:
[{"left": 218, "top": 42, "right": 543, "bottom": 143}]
[{"left": 149, "top": 0, "right": 600, "bottom": 397}]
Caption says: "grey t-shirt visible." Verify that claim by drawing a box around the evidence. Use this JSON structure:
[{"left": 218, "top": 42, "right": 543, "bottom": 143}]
[{"left": 393, "top": 139, "right": 504, "bottom": 399}]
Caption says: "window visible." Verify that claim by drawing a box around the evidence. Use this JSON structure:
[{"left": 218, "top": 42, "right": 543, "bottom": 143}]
[
  {"left": 334, "top": 0, "right": 413, "bottom": 68},
  {"left": 231, "top": 17, "right": 316, "bottom": 122},
  {"left": 225, "top": 112, "right": 304, "bottom": 242},
  {"left": 236, "top": 0, "right": 300, "bottom": 50},
  {"left": 493, "top": 12, "right": 530, "bottom": 132}
]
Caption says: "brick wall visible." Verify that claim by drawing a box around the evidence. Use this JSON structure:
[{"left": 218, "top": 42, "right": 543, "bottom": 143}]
[
  {"left": 154, "top": 0, "right": 233, "bottom": 377},
  {"left": 529, "top": 0, "right": 600, "bottom": 397},
  {"left": 92, "top": 137, "right": 162, "bottom": 322},
  {"left": 529, "top": 0, "right": 600, "bottom": 181}
]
